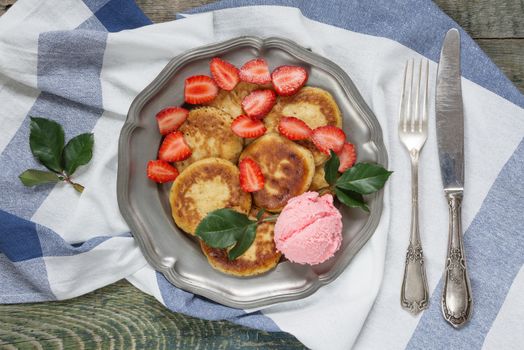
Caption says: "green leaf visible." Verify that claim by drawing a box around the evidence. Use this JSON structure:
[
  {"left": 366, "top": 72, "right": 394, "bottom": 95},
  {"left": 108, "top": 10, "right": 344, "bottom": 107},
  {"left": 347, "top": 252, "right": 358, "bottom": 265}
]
[
  {"left": 335, "top": 188, "right": 369, "bottom": 212},
  {"left": 324, "top": 150, "right": 340, "bottom": 185},
  {"left": 195, "top": 208, "right": 255, "bottom": 248},
  {"left": 29, "top": 117, "right": 65, "bottom": 173},
  {"left": 336, "top": 163, "right": 393, "bottom": 194},
  {"left": 228, "top": 223, "right": 257, "bottom": 260},
  {"left": 19, "top": 169, "right": 61, "bottom": 187},
  {"left": 63, "top": 133, "right": 94, "bottom": 175}
]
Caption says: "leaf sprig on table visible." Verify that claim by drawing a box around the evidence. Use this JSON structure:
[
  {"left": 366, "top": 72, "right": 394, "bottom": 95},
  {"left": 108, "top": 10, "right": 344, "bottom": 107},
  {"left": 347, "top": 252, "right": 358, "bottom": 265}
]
[
  {"left": 18, "top": 117, "right": 94, "bottom": 193},
  {"left": 195, "top": 208, "right": 277, "bottom": 261},
  {"left": 321, "top": 151, "right": 392, "bottom": 212}
]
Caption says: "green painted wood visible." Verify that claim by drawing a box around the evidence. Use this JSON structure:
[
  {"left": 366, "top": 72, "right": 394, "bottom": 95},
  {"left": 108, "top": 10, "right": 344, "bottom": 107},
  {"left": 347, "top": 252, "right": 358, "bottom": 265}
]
[
  {"left": 434, "top": 0, "right": 524, "bottom": 38},
  {"left": 0, "top": 280, "right": 306, "bottom": 349},
  {"left": 0, "top": 1, "right": 523, "bottom": 349}
]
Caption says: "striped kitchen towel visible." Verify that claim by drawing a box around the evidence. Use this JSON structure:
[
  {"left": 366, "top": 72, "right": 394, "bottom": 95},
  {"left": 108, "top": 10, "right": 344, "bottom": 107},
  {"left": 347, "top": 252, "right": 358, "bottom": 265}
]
[{"left": 1, "top": 0, "right": 523, "bottom": 349}]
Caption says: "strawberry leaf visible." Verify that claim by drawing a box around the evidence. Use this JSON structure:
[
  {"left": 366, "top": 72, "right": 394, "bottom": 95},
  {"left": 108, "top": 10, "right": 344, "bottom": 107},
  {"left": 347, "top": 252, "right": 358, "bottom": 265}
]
[
  {"left": 195, "top": 208, "right": 256, "bottom": 249},
  {"left": 324, "top": 150, "right": 340, "bottom": 185},
  {"left": 19, "top": 169, "right": 61, "bottom": 187},
  {"left": 63, "top": 133, "right": 94, "bottom": 175},
  {"left": 336, "top": 163, "right": 392, "bottom": 194},
  {"left": 228, "top": 223, "right": 257, "bottom": 260},
  {"left": 335, "top": 188, "right": 369, "bottom": 212},
  {"left": 29, "top": 117, "right": 64, "bottom": 173}
]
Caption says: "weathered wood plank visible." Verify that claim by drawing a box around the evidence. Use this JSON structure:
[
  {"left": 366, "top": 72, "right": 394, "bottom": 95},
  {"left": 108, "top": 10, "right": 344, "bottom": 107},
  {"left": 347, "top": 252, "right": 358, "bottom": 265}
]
[
  {"left": 477, "top": 38, "right": 524, "bottom": 92},
  {"left": 135, "top": 0, "right": 215, "bottom": 22},
  {"left": 434, "top": 0, "right": 524, "bottom": 38},
  {"left": 0, "top": 280, "right": 307, "bottom": 349}
]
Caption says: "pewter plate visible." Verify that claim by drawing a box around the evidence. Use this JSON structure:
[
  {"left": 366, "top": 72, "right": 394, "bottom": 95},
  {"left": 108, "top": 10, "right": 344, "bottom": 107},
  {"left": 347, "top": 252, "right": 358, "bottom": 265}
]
[{"left": 117, "top": 36, "right": 387, "bottom": 309}]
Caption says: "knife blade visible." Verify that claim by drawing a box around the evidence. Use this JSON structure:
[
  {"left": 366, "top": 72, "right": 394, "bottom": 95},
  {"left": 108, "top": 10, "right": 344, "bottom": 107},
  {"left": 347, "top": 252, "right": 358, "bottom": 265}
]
[{"left": 436, "top": 28, "right": 472, "bottom": 328}]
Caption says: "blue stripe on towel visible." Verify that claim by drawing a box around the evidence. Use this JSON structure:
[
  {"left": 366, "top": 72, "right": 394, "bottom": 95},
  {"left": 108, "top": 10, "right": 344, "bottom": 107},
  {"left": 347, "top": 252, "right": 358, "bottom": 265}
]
[
  {"left": 186, "top": 0, "right": 524, "bottom": 108},
  {"left": 407, "top": 139, "right": 524, "bottom": 349},
  {"left": 0, "top": 254, "right": 55, "bottom": 303},
  {"left": 0, "top": 210, "right": 42, "bottom": 262},
  {"left": 156, "top": 272, "right": 280, "bottom": 331},
  {"left": 90, "top": 0, "right": 152, "bottom": 32}
]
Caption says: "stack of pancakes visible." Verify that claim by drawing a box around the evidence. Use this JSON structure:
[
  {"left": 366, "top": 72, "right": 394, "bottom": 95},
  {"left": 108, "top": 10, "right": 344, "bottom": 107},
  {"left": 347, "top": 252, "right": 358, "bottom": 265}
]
[{"left": 169, "top": 83, "right": 342, "bottom": 277}]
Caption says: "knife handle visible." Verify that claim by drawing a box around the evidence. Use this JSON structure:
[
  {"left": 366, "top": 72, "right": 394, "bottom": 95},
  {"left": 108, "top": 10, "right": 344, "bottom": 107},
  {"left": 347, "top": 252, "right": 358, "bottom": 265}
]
[{"left": 441, "top": 191, "right": 472, "bottom": 328}]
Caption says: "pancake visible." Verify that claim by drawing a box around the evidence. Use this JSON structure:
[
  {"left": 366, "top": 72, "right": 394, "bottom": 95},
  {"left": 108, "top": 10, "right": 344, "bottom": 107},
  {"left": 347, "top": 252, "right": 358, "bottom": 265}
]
[
  {"left": 170, "top": 158, "right": 251, "bottom": 235},
  {"left": 177, "top": 107, "right": 243, "bottom": 171},
  {"left": 200, "top": 217, "right": 281, "bottom": 277},
  {"left": 309, "top": 165, "right": 329, "bottom": 191},
  {"left": 204, "top": 81, "right": 261, "bottom": 118},
  {"left": 239, "top": 133, "right": 315, "bottom": 212},
  {"left": 265, "top": 86, "right": 343, "bottom": 166}
]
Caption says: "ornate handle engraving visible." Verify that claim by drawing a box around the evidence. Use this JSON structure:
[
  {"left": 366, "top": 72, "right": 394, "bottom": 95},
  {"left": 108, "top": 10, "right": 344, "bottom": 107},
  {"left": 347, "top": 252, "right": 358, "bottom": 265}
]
[
  {"left": 401, "top": 151, "right": 429, "bottom": 314},
  {"left": 441, "top": 192, "right": 472, "bottom": 327}
]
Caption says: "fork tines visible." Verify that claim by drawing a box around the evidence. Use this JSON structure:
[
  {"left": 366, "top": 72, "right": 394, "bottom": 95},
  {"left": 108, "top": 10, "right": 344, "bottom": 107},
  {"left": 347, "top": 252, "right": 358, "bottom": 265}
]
[{"left": 399, "top": 59, "right": 429, "bottom": 135}]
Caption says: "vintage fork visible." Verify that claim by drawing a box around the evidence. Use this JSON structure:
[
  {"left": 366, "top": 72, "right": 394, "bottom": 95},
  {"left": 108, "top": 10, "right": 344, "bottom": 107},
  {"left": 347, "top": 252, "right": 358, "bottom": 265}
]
[{"left": 399, "top": 59, "right": 430, "bottom": 314}]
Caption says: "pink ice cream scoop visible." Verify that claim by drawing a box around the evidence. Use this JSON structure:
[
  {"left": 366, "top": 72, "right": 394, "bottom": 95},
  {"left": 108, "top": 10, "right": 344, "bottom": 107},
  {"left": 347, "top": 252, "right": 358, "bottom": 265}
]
[{"left": 274, "top": 191, "right": 343, "bottom": 265}]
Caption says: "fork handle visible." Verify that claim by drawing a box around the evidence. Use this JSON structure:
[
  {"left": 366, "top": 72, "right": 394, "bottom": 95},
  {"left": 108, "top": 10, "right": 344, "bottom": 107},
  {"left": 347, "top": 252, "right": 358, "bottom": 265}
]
[
  {"left": 441, "top": 191, "right": 472, "bottom": 327},
  {"left": 401, "top": 151, "right": 429, "bottom": 314}
]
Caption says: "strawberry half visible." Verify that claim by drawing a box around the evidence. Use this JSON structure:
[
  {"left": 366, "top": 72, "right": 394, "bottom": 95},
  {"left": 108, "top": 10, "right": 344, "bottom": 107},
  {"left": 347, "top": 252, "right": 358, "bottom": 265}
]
[
  {"left": 239, "top": 157, "right": 265, "bottom": 192},
  {"left": 231, "top": 115, "right": 266, "bottom": 138},
  {"left": 184, "top": 75, "right": 218, "bottom": 104},
  {"left": 241, "top": 89, "right": 276, "bottom": 119},
  {"left": 239, "top": 58, "right": 271, "bottom": 84},
  {"left": 311, "top": 125, "right": 346, "bottom": 154},
  {"left": 210, "top": 57, "right": 239, "bottom": 91},
  {"left": 271, "top": 66, "right": 308, "bottom": 96},
  {"left": 278, "top": 116, "right": 312, "bottom": 140},
  {"left": 158, "top": 131, "right": 192, "bottom": 162},
  {"left": 156, "top": 107, "right": 189, "bottom": 135},
  {"left": 336, "top": 142, "right": 357, "bottom": 172},
  {"left": 147, "top": 160, "right": 179, "bottom": 183}
]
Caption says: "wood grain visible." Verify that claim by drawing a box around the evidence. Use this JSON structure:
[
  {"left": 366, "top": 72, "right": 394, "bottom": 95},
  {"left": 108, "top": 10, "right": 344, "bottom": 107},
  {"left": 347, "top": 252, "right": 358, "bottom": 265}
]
[
  {"left": 478, "top": 38, "right": 524, "bottom": 90},
  {"left": 0, "top": 280, "right": 306, "bottom": 349},
  {"left": 135, "top": 0, "right": 215, "bottom": 22},
  {"left": 434, "top": 0, "right": 524, "bottom": 38}
]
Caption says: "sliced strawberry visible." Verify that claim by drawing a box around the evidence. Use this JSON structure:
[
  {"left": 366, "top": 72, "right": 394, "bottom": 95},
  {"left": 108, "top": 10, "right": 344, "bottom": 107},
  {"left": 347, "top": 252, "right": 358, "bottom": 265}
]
[
  {"left": 231, "top": 115, "right": 266, "bottom": 138},
  {"left": 158, "top": 131, "right": 192, "bottom": 162},
  {"left": 147, "top": 160, "right": 179, "bottom": 183},
  {"left": 278, "top": 116, "right": 312, "bottom": 140},
  {"left": 239, "top": 157, "right": 265, "bottom": 192},
  {"left": 210, "top": 57, "right": 239, "bottom": 91},
  {"left": 156, "top": 107, "right": 189, "bottom": 135},
  {"left": 311, "top": 126, "right": 346, "bottom": 154},
  {"left": 184, "top": 75, "right": 218, "bottom": 104},
  {"left": 336, "top": 142, "right": 357, "bottom": 172},
  {"left": 241, "top": 89, "right": 276, "bottom": 119},
  {"left": 271, "top": 66, "right": 308, "bottom": 96},
  {"left": 239, "top": 58, "right": 271, "bottom": 84}
]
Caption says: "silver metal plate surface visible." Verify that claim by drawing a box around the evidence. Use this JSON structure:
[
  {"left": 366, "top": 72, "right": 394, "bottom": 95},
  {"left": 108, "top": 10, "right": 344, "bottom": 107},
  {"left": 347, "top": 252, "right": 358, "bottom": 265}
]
[{"left": 117, "top": 36, "right": 388, "bottom": 309}]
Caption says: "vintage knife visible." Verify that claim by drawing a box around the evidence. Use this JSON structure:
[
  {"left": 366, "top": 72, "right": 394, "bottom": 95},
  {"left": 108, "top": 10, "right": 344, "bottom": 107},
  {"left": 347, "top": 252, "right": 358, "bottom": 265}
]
[{"left": 436, "top": 28, "right": 473, "bottom": 328}]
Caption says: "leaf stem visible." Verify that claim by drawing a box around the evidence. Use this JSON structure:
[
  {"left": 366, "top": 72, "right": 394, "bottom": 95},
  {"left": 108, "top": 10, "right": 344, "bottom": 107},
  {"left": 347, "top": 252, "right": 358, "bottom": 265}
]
[{"left": 62, "top": 172, "right": 84, "bottom": 193}]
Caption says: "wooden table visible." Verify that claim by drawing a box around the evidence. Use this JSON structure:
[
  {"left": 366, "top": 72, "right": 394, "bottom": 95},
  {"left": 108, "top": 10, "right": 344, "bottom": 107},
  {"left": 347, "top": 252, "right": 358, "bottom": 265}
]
[{"left": 1, "top": 1, "right": 522, "bottom": 349}]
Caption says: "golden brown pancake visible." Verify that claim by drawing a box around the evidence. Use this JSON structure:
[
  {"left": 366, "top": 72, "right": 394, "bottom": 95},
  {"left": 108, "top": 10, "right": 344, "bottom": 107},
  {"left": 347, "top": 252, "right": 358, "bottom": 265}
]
[
  {"left": 177, "top": 107, "right": 243, "bottom": 171},
  {"left": 239, "top": 133, "right": 315, "bottom": 212},
  {"left": 200, "top": 217, "right": 281, "bottom": 277},
  {"left": 170, "top": 158, "right": 251, "bottom": 235},
  {"left": 309, "top": 165, "right": 329, "bottom": 191},
  {"left": 204, "top": 82, "right": 261, "bottom": 118},
  {"left": 265, "top": 86, "right": 343, "bottom": 166}
]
